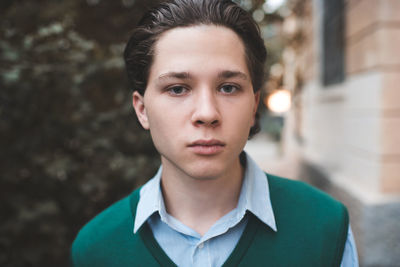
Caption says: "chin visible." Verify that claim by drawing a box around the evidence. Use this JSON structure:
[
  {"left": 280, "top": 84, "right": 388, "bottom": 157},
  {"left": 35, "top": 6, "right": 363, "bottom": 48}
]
[
  {"left": 161, "top": 152, "right": 240, "bottom": 181},
  {"left": 184, "top": 165, "right": 227, "bottom": 181}
]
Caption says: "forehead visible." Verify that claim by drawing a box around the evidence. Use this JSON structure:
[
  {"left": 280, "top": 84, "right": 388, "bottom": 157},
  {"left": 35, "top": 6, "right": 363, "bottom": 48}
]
[{"left": 149, "top": 25, "right": 249, "bottom": 79}]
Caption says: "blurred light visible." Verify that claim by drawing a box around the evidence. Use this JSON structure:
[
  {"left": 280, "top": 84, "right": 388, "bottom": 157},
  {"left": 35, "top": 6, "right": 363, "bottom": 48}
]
[
  {"left": 240, "top": 0, "right": 253, "bottom": 11},
  {"left": 261, "top": 24, "right": 279, "bottom": 39},
  {"left": 122, "top": 0, "right": 135, "bottom": 8},
  {"left": 252, "top": 9, "right": 265, "bottom": 22},
  {"left": 266, "top": 89, "right": 291, "bottom": 113},
  {"left": 283, "top": 15, "right": 297, "bottom": 35},
  {"left": 270, "top": 63, "right": 284, "bottom": 78},
  {"left": 263, "top": 0, "right": 286, "bottom": 13}
]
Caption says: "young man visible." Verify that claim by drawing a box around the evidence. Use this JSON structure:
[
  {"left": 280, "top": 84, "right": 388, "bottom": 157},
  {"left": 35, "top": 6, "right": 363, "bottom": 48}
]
[{"left": 71, "top": 0, "right": 358, "bottom": 266}]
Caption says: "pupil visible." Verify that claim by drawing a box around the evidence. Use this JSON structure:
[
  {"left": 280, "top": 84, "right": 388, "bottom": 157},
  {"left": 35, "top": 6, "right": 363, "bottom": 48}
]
[
  {"left": 173, "top": 87, "right": 183, "bottom": 94},
  {"left": 224, "top": 85, "right": 233, "bottom": 92}
]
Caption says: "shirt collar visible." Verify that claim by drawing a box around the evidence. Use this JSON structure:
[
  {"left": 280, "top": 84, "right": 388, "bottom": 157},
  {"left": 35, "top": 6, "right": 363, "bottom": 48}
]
[
  {"left": 241, "top": 153, "right": 277, "bottom": 231},
  {"left": 133, "top": 166, "right": 163, "bottom": 233},
  {"left": 133, "top": 152, "right": 277, "bottom": 233}
]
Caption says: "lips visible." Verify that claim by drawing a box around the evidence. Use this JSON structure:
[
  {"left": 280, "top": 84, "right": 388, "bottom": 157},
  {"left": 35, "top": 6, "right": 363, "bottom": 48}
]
[{"left": 188, "top": 139, "right": 225, "bottom": 155}]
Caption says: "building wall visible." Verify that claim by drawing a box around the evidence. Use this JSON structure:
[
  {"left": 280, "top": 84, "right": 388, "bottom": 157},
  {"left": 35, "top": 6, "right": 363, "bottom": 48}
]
[
  {"left": 283, "top": 0, "right": 400, "bottom": 265},
  {"left": 346, "top": 0, "right": 400, "bottom": 193}
]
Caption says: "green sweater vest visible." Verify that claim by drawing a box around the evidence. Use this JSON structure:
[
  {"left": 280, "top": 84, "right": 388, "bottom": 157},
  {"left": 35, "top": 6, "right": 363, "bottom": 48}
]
[{"left": 71, "top": 174, "right": 349, "bottom": 267}]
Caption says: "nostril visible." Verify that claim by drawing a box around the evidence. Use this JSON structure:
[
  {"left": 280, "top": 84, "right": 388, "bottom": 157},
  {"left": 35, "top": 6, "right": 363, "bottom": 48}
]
[{"left": 195, "top": 119, "right": 219, "bottom": 126}]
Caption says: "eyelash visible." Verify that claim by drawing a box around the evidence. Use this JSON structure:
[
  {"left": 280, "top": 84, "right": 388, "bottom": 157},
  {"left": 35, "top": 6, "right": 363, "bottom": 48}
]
[
  {"left": 219, "top": 84, "right": 240, "bottom": 94},
  {"left": 166, "top": 83, "right": 241, "bottom": 96},
  {"left": 167, "top": 85, "right": 189, "bottom": 96}
]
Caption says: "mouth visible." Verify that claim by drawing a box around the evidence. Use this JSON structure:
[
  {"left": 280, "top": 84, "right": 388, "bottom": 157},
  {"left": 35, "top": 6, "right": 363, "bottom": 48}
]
[{"left": 188, "top": 139, "right": 225, "bottom": 155}]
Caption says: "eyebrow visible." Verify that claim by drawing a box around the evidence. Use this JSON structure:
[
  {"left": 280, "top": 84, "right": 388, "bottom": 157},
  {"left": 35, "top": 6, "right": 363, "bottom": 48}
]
[
  {"left": 217, "top": 70, "right": 248, "bottom": 81},
  {"left": 156, "top": 70, "right": 249, "bottom": 83},
  {"left": 157, "top": 72, "right": 192, "bottom": 82}
]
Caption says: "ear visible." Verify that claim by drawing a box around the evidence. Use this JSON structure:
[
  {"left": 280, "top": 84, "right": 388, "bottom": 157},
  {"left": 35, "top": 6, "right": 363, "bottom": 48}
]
[
  {"left": 132, "top": 91, "right": 150, "bottom": 130},
  {"left": 251, "top": 91, "right": 260, "bottom": 125},
  {"left": 253, "top": 91, "right": 260, "bottom": 115}
]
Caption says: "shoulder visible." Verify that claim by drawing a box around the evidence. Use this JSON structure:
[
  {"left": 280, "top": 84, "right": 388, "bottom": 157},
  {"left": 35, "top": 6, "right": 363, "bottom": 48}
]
[
  {"left": 267, "top": 173, "right": 345, "bottom": 208},
  {"left": 266, "top": 173, "right": 349, "bottom": 227},
  {"left": 245, "top": 174, "right": 349, "bottom": 266},
  {"left": 71, "top": 187, "right": 141, "bottom": 265}
]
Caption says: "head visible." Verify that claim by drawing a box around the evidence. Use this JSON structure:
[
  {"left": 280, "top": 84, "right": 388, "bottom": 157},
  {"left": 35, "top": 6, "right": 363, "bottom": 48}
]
[{"left": 124, "top": 0, "right": 267, "bottom": 138}]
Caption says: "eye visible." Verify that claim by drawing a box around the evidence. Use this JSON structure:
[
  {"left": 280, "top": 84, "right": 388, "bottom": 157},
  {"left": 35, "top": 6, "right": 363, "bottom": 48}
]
[
  {"left": 219, "top": 84, "right": 239, "bottom": 94},
  {"left": 168, "top": 86, "right": 188, "bottom": 96}
]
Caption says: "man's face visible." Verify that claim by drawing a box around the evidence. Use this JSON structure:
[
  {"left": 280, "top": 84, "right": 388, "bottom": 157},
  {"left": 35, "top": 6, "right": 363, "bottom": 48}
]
[{"left": 133, "top": 25, "right": 259, "bottom": 180}]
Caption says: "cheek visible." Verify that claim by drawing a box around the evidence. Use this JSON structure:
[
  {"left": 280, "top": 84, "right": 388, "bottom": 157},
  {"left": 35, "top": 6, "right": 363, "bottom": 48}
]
[
  {"left": 222, "top": 102, "right": 255, "bottom": 142},
  {"left": 146, "top": 107, "right": 183, "bottom": 140},
  {"left": 229, "top": 99, "right": 256, "bottom": 125}
]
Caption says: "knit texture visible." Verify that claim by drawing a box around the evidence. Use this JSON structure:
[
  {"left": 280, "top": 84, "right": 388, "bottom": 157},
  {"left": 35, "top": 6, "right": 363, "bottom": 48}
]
[{"left": 71, "top": 174, "right": 349, "bottom": 267}]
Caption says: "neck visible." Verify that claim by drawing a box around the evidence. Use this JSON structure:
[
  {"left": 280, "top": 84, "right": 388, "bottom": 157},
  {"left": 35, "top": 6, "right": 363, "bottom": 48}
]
[{"left": 160, "top": 157, "right": 244, "bottom": 236}]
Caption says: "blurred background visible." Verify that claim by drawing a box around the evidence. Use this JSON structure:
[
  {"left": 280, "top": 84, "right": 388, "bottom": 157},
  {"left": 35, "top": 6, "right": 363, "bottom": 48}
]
[{"left": 1, "top": 0, "right": 399, "bottom": 266}]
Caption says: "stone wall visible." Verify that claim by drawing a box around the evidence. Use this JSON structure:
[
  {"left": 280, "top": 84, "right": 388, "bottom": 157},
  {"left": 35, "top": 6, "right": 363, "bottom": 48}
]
[{"left": 282, "top": 0, "right": 400, "bottom": 265}]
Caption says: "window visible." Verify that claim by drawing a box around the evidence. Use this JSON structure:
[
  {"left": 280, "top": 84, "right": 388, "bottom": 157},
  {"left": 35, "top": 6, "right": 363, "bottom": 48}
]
[{"left": 322, "top": 0, "right": 345, "bottom": 86}]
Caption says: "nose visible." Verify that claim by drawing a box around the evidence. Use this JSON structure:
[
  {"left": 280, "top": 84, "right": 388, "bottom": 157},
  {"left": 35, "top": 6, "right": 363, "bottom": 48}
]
[{"left": 191, "top": 89, "right": 221, "bottom": 127}]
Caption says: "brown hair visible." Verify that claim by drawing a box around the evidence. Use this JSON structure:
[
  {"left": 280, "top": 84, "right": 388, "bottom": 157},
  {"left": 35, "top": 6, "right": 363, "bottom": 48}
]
[{"left": 124, "top": 0, "right": 267, "bottom": 137}]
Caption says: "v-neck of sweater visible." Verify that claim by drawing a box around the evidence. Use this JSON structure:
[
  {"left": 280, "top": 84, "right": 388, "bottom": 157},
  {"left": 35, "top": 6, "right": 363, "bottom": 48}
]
[{"left": 138, "top": 213, "right": 260, "bottom": 267}]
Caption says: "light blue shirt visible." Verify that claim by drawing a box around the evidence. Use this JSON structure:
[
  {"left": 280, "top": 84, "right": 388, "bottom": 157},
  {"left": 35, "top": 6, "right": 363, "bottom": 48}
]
[{"left": 134, "top": 153, "right": 359, "bottom": 267}]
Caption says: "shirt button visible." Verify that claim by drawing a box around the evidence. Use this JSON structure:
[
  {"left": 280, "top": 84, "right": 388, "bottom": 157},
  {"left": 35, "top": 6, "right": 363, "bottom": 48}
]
[{"left": 198, "top": 243, "right": 204, "bottom": 249}]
